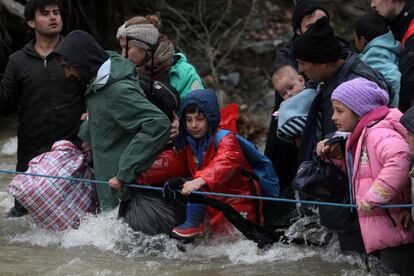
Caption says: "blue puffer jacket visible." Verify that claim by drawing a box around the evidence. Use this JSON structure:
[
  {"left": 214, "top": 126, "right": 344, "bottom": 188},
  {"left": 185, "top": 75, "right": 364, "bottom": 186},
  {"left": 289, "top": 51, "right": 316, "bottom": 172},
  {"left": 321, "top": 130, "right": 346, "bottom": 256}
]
[{"left": 360, "top": 31, "right": 401, "bottom": 107}]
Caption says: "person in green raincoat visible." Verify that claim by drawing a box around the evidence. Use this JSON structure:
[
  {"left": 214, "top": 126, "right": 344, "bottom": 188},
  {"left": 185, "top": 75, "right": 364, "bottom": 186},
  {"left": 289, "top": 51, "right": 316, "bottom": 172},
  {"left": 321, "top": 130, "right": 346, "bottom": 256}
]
[{"left": 55, "top": 30, "right": 171, "bottom": 211}]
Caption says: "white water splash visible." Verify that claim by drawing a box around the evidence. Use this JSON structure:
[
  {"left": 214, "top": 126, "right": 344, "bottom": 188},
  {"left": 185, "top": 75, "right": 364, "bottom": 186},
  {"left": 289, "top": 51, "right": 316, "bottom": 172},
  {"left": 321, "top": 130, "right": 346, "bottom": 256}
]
[
  {"left": 186, "top": 237, "right": 319, "bottom": 265},
  {"left": 9, "top": 210, "right": 126, "bottom": 249},
  {"left": 0, "top": 191, "right": 13, "bottom": 210},
  {"left": 4, "top": 209, "right": 384, "bottom": 275},
  {"left": 1, "top": 137, "right": 17, "bottom": 156},
  {"left": 7, "top": 209, "right": 182, "bottom": 258}
]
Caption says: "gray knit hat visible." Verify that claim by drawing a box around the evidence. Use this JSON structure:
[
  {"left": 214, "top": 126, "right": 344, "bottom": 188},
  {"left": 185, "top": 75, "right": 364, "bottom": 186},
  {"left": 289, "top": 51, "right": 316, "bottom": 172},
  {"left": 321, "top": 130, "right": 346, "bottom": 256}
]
[{"left": 117, "top": 22, "right": 159, "bottom": 49}]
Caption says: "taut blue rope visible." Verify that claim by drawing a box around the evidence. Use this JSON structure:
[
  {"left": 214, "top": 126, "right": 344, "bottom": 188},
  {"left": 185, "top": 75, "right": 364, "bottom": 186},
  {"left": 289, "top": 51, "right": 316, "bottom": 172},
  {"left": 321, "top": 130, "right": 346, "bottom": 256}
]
[{"left": 0, "top": 169, "right": 413, "bottom": 209}]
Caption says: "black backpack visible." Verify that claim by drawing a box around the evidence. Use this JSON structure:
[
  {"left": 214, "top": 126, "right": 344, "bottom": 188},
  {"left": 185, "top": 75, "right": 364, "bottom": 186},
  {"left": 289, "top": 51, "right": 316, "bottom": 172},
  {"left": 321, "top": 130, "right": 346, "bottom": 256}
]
[
  {"left": 138, "top": 75, "right": 180, "bottom": 122},
  {"left": 125, "top": 35, "right": 180, "bottom": 122}
]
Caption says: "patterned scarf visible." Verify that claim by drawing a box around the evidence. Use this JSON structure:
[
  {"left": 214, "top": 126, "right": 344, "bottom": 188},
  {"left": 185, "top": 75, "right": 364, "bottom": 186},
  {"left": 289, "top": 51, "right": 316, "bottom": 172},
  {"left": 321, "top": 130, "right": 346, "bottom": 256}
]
[{"left": 138, "top": 35, "right": 175, "bottom": 81}]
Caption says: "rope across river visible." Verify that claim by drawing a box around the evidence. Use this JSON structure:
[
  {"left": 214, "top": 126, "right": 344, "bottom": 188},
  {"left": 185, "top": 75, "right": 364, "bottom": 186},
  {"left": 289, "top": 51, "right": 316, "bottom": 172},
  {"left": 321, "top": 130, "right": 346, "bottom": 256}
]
[{"left": 0, "top": 169, "right": 413, "bottom": 209}]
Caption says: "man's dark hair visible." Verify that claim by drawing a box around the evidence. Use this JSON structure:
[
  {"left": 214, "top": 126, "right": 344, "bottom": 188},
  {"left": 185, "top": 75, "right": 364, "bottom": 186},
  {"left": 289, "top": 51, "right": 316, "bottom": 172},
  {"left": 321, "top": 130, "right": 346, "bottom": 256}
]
[
  {"left": 24, "top": 0, "right": 63, "bottom": 21},
  {"left": 355, "top": 13, "right": 389, "bottom": 42}
]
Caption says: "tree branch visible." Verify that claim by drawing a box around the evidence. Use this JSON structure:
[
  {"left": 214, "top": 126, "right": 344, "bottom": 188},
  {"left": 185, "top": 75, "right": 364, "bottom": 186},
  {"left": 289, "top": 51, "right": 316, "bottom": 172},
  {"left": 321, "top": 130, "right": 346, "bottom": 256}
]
[
  {"left": 216, "top": 0, "right": 256, "bottom": 69},
  {"left": 163, "top": 1, "right": 201, "bottom": 40}
]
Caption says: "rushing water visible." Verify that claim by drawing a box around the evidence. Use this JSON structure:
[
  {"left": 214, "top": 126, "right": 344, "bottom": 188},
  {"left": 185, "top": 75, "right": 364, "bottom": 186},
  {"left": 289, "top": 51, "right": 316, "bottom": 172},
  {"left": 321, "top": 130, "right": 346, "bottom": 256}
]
[{"left": 0, "top": 121, "right": 395, "bottom": 276}]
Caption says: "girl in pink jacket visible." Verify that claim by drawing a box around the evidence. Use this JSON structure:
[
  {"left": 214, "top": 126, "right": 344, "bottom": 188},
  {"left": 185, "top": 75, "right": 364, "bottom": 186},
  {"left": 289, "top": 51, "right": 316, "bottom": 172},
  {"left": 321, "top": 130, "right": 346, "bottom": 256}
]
[{"left": 317, "top": 77, "right": 414, "bottom": 275}]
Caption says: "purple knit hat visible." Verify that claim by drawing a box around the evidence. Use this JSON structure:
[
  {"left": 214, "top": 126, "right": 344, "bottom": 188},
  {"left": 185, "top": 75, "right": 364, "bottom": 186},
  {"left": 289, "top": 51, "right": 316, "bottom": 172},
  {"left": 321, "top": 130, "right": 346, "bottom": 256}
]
[{"left": 331, "top": 77, "right": 389, "bottom": 117}]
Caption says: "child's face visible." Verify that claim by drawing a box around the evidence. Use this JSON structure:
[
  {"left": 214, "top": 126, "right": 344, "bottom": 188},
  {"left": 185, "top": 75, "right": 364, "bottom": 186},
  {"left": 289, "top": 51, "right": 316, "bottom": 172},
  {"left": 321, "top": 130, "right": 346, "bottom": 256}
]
[
  {"left": 406, "top": 131, "right": 414, "bottom": 154},
  {"left": 332, "top": 100, "right": 359, "bottom": 132},
  {"left": 273, "top": 73, "right": 305, "bottom": 100},
  {"left": 185, "top": 112, "right": 209, "bottom": 139}
]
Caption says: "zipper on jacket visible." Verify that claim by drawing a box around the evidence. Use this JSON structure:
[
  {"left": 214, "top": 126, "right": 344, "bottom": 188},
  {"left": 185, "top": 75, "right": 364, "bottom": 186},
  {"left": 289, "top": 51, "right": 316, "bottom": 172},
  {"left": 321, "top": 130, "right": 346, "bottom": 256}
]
[
  {"left": 346, "top": 151, "right": 355, "bottom": 211},
  {"left": 44, "top": 59, "right": 47, "bottom": 68}
]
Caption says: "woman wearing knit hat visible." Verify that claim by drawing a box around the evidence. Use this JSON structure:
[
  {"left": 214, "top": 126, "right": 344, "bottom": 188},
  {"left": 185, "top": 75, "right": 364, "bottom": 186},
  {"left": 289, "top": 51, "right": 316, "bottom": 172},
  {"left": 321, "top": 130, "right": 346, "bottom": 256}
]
[
  {"left": 317, "top": 77, "right": 414, "bottom": 275},
  {"left": 117, "top": 13, "right": 204, "bottom": 103}
]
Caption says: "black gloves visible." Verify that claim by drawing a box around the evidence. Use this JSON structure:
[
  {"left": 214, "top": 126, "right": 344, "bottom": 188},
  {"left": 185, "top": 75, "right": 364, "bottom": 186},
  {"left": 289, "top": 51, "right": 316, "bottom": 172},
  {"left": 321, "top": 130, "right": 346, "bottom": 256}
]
[{"left": 162, "top": 177, "right": 186, "bottom": 203}]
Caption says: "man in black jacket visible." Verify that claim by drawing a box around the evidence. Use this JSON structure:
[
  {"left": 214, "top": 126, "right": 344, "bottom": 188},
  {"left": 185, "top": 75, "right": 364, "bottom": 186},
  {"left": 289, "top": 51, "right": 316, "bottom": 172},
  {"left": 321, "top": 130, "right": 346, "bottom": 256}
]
[
  {"left": 294, "top": 17, "right": 389, "bottom": 163},
  {"left": 370, "top": 0, "right": 414, "bottom": 112},
  {"left": 293, "top": 17, "right": 389, "bottom": 253},
  {"left": 0, "top": 0, "right": 84, "bottom": 217},
  {"left": 264, "top": 0, "right": 330, "bottom": 227}
]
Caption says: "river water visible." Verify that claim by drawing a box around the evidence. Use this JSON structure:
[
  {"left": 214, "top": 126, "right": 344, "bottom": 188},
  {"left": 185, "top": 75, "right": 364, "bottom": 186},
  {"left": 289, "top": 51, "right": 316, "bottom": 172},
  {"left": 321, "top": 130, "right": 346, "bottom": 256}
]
[{"left": 0, "top": 120, "right": 394, "bottom": 276}]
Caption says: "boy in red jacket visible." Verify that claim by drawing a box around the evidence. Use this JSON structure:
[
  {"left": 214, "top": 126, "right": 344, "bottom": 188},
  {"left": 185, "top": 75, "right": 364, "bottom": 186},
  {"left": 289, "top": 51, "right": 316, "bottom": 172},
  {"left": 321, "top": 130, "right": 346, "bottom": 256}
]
[{"left": 132, "top": 89, "right": 262, "bottom": 239}]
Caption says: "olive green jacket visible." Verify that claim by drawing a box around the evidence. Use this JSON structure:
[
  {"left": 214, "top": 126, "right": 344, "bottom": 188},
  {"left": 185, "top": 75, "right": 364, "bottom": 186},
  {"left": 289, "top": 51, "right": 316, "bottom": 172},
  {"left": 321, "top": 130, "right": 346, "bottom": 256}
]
[{"left": 80, "top": 51, "right": 170, "bottom": 209}]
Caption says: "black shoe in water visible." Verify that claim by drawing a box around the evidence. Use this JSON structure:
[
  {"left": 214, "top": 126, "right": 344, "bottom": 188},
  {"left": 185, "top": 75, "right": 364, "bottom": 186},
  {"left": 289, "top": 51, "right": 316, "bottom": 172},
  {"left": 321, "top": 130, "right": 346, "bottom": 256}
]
[{"left": 7, "top": 206, "right": 28, "bottom": 218}]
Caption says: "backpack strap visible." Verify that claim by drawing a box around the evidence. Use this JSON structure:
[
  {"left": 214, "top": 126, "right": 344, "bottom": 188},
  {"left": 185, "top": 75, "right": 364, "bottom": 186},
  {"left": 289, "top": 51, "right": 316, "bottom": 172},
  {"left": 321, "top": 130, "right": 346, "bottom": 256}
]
[
  {"left": 402, "top": 18, "right": 414, "bottom": 50},
  {"left": 214, "top": 129, "right": 232, "bottom": 148}
]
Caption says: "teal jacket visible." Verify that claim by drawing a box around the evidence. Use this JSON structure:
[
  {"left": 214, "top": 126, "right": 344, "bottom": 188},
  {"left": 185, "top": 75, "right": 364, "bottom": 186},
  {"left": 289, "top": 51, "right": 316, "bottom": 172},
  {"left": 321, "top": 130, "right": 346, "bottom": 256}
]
[
  {"left": 80, "top": 52, "right": 171, "bottom": 209},
  {"left": 167, "top": 53, "right": 204, "bottom": 103},
  {"left": 360, "top": 31, "right": 401, "bottom": 107}
]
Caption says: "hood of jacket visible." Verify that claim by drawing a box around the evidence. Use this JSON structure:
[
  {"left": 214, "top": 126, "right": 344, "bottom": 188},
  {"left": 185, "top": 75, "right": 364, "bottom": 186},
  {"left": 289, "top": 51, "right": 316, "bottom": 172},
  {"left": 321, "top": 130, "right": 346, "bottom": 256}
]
[
  {"left": 370, "top": 108, "right": 406, "bottom": 138},
  {"left": 55, "top": 30, "right": 109, "bottom": 83},
  {"left": 362, "top": 31, "right": 401, "bottom": 56},
  {"left": 22, "top": 40, "right": 44, "bottom": 58},
  {"left": 180, "top": 89, "right": 220, "bottom": 136},
  {"left": 86, "top": 51, "right": 137, "bottom": 94}
]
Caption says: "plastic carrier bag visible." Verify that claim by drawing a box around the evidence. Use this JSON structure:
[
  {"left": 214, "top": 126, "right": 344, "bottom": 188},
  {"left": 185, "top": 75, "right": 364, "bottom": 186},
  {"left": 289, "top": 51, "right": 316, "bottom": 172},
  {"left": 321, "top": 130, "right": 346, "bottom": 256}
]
[
  {"left": 118, "top": 189, "right": 185, "bottom": 236},
  {"left": 292, "top": 157, "right": 348, "bottom": 203},
  {"left": 8, "top": 140, "right": 96, "bottom": 231}
]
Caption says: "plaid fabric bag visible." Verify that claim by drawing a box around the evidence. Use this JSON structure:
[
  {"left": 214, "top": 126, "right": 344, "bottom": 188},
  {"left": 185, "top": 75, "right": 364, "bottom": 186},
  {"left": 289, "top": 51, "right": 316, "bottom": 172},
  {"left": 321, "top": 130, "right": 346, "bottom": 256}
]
[{"left": 9, "top": 140, "right": 96, "bottom": 231}]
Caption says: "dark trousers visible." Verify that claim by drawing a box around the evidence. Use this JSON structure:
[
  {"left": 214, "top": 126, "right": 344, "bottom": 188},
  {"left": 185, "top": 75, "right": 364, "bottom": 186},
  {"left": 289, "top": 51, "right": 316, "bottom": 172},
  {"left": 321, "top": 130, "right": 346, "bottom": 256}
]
[
  {"left": 13, "top": 161, "right": 29, "bottom": 211},
  {"left": 379, "top": 243, "right": 414, "bottom": 276}
]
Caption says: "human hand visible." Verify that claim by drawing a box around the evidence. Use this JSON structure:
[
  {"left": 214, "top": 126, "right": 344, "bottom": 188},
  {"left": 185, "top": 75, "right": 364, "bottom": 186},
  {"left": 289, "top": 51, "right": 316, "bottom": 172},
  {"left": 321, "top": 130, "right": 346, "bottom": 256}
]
[
  {"left": 316, "top": 139, "right": 343, "bottom": 159},
  {"left": 181, "top": 178, "right": 206, "bottom": 196},
  {"left": 358, "top": 200, "right": 373, "bottom": 212},
  {"left": 398, "top": 210, "right": 413, "bottom": 229},
  {"left": 80, "top": 112, "right": 88, "bottom": 121},
  {"left": 168, "top": 111, "right": 180, "bottom": 143},
  {"left": 108, "top": 177, "right": 124, "bottom": 192},
  {"left": 162, "top": 177, "right": 186, "bottom": 202},
  {"left": 81, "top": 142, "right": 92, "bottom": 162}
]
